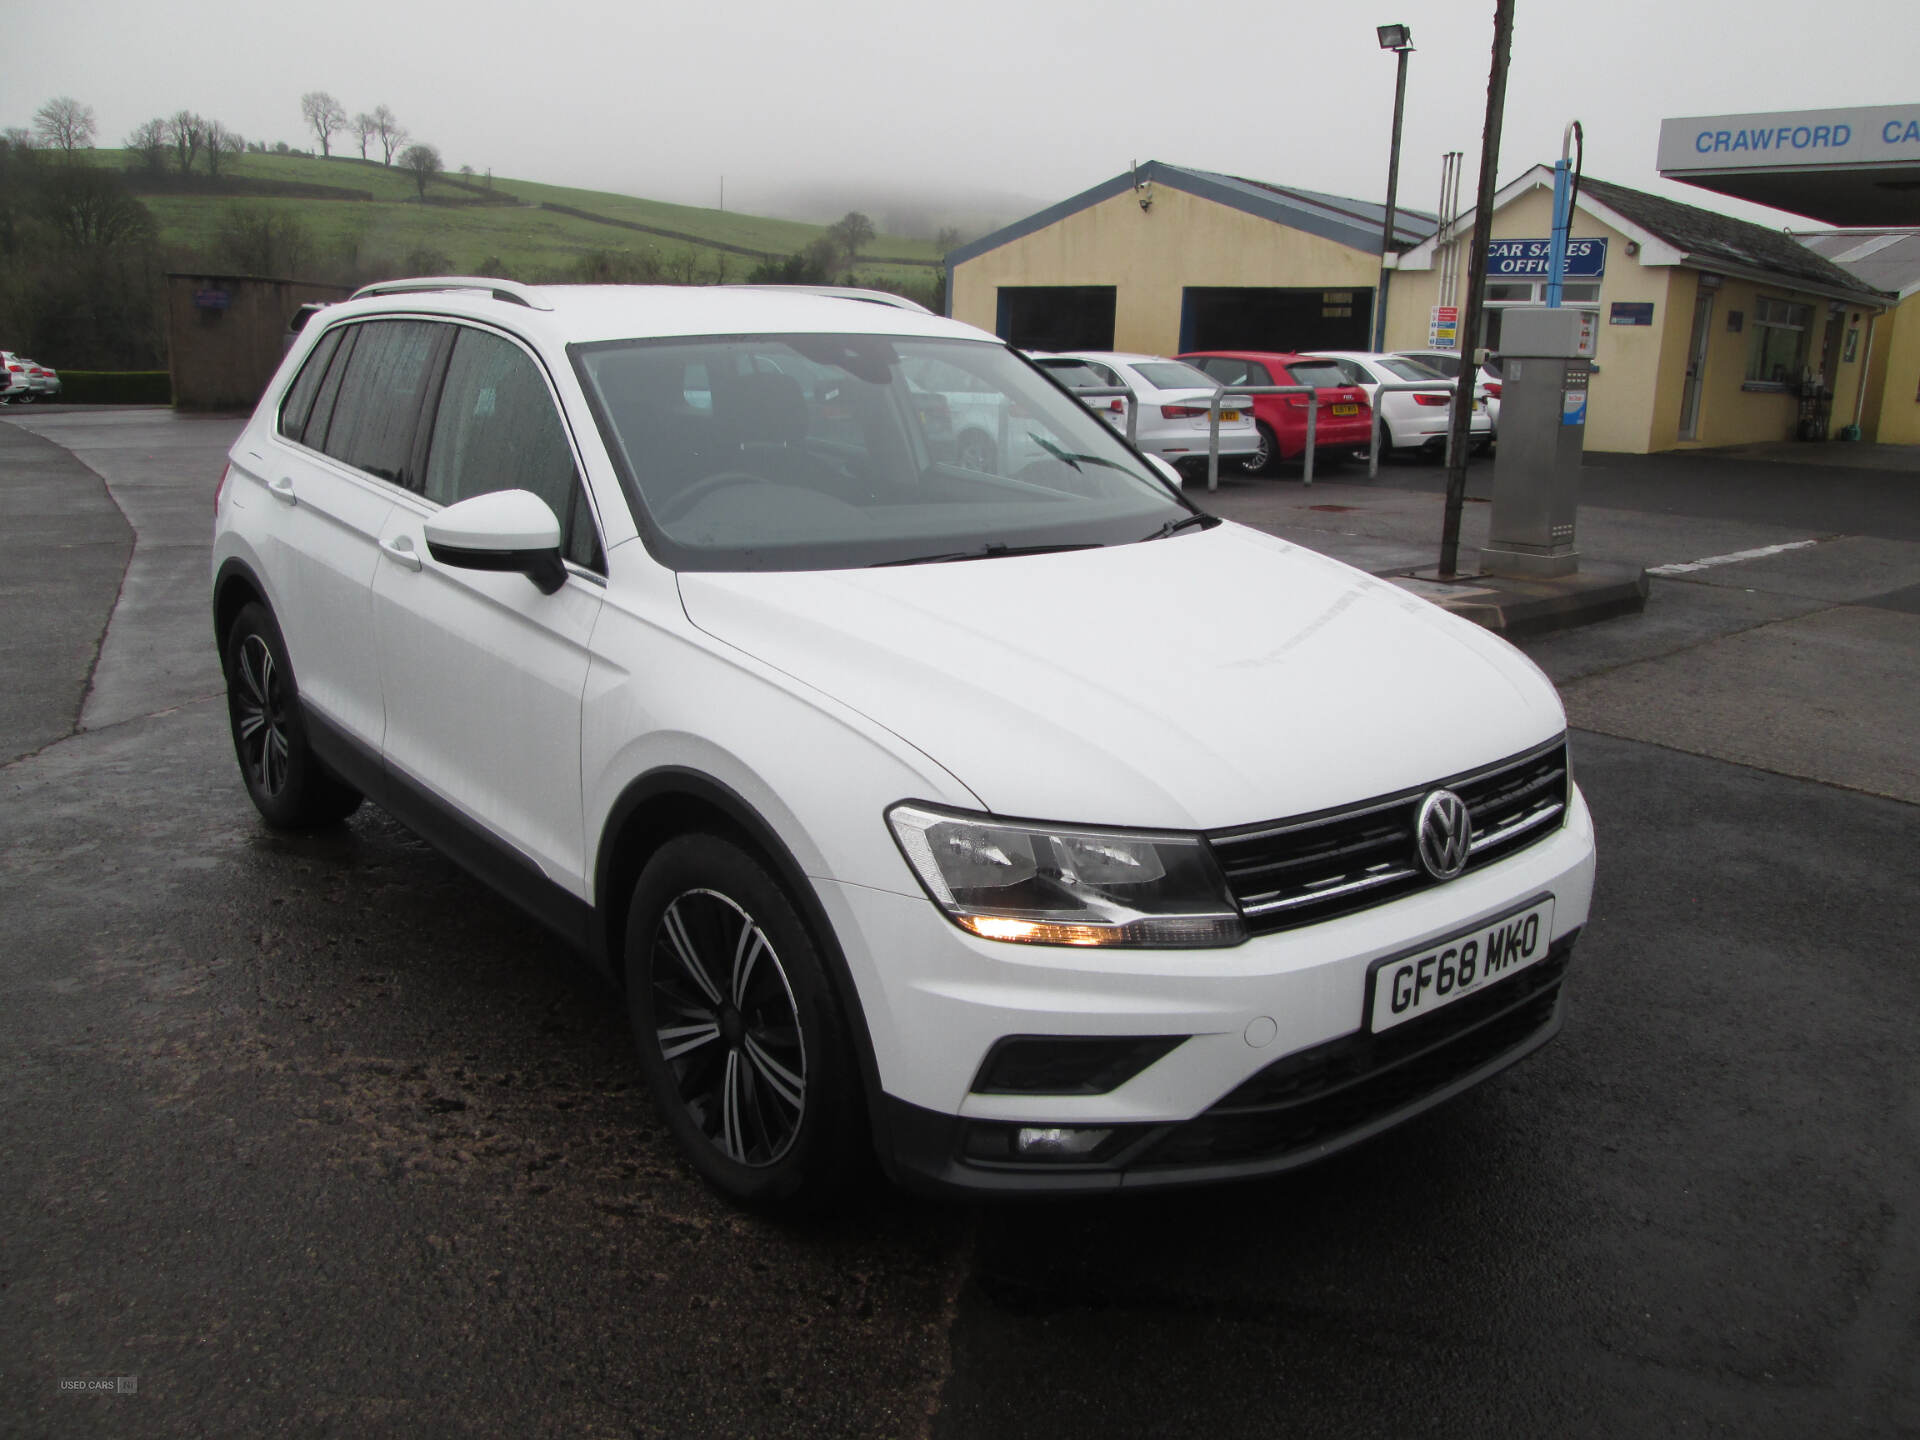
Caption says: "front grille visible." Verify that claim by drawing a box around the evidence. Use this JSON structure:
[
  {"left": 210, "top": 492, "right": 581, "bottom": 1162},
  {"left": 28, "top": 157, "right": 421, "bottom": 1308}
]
[
  {"left": 1133, "top": 939, "right": 1574, "bottom": 1170},
  {"left": 1208, "top": 737, "right": 1568, "bottom": 935}
]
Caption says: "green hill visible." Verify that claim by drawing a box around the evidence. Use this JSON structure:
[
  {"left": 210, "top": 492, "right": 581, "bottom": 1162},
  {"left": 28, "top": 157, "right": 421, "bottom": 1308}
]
[{"left": 90, "top": 149, "right": 945, "bottom": 294}]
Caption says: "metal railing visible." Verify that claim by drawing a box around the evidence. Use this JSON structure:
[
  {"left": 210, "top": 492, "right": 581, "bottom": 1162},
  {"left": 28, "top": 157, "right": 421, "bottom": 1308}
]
[
  {"left": 1365, "top": 380, "right": 1458, "bottom": 478},
  {"left": 1204, "top": 385, "right": 1323, "bottom": 492}
]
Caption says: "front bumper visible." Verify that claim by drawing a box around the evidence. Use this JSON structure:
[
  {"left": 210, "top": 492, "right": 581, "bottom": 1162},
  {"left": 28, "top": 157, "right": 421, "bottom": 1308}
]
[{"left": 818, "top": 787, "right": 1596, "bottom": 1194}]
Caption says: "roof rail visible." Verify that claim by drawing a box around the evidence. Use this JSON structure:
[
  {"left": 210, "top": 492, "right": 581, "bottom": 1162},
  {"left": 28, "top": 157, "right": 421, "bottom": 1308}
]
[
  {"left": 348, "top": 276, "right": 554, "bottom": 311},
  {"left": 723, "top": 284, "right": 932, "bottom": 314}
]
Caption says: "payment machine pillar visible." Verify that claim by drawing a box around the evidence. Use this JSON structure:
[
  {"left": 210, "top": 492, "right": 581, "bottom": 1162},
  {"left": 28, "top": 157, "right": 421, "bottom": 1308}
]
[{"left": 1480, "top": 307, "right": 1597, "bottom": 578}]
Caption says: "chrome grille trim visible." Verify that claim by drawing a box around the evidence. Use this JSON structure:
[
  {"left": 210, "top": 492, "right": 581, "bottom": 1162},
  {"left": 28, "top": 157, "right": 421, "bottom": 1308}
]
[{"left": 1208, "top": 737, "right": 1570, "bottom": 935}]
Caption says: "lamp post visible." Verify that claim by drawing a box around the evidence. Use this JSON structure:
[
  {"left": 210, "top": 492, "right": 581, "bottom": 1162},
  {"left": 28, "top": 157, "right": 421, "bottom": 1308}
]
[{"left": 1372, "top": 23, "right": 1413, "bottom": 353}]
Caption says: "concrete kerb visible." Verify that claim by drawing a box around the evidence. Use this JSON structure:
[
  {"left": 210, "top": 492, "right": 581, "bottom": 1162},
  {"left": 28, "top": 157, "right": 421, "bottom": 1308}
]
[{"left": 1384, "top": 562, "right": 1651, "bottom": 637}]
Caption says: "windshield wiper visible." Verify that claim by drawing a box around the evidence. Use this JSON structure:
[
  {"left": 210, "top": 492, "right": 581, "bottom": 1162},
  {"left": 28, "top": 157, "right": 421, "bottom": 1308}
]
[
  {"left": 870, "top": 541, "right": 1105, "bottom": 567},
  {"left": 1142, "top": 514, "right": 1215, "bottom": 541},
  {"left": 1027, "top": 434, "right": 1135, "bottom": 475}
]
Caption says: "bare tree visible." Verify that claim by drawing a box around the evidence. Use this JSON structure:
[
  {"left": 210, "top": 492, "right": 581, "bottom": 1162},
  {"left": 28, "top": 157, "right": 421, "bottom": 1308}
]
[
  {"left": 299, "top": 91, "right": 346, "bottom": 157},
  {"left": 126, "top": 118, "right": 170, "bottom": 174},
  {"left": 203, "top": 120, "right": 245, "bottom": 178},
  {"left": 372, "top": 105, "right": 407, "bottom": 166},
  {"left": 168, "top": 111, "right": 205, "bottom": 175},
  {"left": 398, "top": 142, "right": 441, "bottom": 199},
  {"left": 33, "top": 96, "right": 98, "bottom": 153},
  {"left": 933, "top": 225, "right": 963, "bottom": 253},
  {"left": 3, "top": 127, "right": 33, "bottom": 151},
  {"left": 352, "top": 112, "right": 377, "bottom": 160}
]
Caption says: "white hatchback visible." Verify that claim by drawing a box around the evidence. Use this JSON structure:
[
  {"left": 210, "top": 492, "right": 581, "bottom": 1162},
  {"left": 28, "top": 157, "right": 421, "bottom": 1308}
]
[{"left": 212, "top": 279, "right": 1595, "bottom": 1208}]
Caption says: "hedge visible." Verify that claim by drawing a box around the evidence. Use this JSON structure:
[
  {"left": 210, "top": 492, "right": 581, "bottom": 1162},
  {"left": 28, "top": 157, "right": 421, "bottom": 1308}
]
[{"left": 51, "top": 371, "right": 173, "bottom": 405}]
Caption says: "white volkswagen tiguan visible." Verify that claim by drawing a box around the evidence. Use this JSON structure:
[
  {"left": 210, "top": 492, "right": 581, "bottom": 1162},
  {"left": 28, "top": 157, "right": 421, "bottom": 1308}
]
[{"left": 211, "top": 279, "right": 1596, "bottom": 1208}]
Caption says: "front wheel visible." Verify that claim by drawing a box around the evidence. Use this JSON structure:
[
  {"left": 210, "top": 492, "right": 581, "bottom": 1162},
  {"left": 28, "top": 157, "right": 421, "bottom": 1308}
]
[
  {"left": 222, "top": 602, "right": 362, "bottom": 828},
  {"left": 626, "top": 834, "right": 864, "bottom": 1210}
]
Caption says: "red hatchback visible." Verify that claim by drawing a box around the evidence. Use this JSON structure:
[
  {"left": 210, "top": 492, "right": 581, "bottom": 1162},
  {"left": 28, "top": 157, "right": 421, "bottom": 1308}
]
[{"left": 1178, "top": 351, "right": 1374, "bottom": 474}]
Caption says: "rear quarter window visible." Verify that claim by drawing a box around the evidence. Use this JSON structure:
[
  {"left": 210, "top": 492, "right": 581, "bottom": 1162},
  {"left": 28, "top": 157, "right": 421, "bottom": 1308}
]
[{"left": 277, "top": 327, "right": 345, "bottom": 445}]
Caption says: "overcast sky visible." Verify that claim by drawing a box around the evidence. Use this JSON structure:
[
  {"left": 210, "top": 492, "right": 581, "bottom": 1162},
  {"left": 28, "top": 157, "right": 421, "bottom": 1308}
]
[{"left": 5, "top": 0, "right": 1912, "bottom": 233}]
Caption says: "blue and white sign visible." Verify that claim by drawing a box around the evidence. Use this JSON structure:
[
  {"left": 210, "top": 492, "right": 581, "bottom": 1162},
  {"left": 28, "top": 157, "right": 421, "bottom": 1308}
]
[
  {"left": 1659, "top": 104, "right": 1920, "bottom": 173},
  {"left": 1486, "top": 238, "right": 1608, "bottom": 278}
]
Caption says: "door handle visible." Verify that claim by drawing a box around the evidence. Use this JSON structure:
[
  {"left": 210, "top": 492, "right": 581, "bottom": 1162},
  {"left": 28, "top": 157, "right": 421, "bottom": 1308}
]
[
  {"left": 268, "top": 476, "right": 297, "bottom": 506},
  {"left": 378, "top": 534, "right": 423, "bottom": 572}
]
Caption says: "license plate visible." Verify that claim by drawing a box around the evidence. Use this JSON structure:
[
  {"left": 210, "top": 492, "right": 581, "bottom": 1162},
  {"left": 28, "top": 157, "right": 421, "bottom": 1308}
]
[
  {"left": 1331, "top": 403, "right": 1359, "bottom": 416},
  {"left": 1365, "top": 897, "right": 1555, "bottom": 1032},
  {"left": 1221, "top": 409, "right": 1241, "bottom": 422}
]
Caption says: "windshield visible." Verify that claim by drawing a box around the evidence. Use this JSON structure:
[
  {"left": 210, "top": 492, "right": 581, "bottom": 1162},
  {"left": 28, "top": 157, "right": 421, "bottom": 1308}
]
[
  {"left": 1130, "top": 360, "right": 1219, "bottom": 390},
  {"left": 573, "top": 335, "right": 1191, "bottom": 571},
  {"left": 1030, "top": 358, "right": 1110, "bottom": 390},
  {"left": 1283, "top": 361, "right": 1351, "bottom": 390}
]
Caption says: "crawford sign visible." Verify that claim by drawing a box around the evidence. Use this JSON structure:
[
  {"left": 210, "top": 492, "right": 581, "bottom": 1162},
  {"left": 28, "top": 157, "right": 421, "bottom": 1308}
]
[
  {"left": 1659, "top": 104, "right": 1920, "bottom": 173},
  {"left": 1486, "top": 238, "right": 1608, "bottom": 279}
]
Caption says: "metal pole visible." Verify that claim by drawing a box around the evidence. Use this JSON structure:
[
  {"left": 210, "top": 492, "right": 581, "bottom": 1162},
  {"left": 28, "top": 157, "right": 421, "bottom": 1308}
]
[
  {"left": 1372, "top": 43, "right": 1411, "bottom": 353},
  {"left": 1439, "top": 0, "right": 1514, "bottom": 579},
  {"left": 1545, "top": 121, "right": 1577, "bottom": 308},
  {"left": 1303, "top": 399, "right": 1318, "bottom": 486}
]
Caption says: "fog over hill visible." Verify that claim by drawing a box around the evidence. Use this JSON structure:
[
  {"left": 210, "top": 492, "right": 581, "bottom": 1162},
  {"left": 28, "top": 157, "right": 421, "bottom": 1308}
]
[{"left": 739, "top": 179, "right": 1050, "bottom": 246}]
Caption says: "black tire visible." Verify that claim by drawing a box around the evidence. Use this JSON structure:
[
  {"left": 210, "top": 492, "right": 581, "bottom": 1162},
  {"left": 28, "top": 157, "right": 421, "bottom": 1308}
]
[
  {"left": 1240, "top": 421, "right": 1280, "bottom": 476},
  {"left": 625, "top": 833, "right": 864, "bottom": 1210},
  {"left": 221, "top": 601, "right": 362, "bottom": 828}
]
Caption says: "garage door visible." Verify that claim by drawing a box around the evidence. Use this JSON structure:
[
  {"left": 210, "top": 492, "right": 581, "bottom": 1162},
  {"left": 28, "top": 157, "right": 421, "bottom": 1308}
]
[
  {"left": 1179, "top": 287, "right": 1374, "bottom": 354},
  {"left": 994, "top": 287, "right": 1116, "bottom": 352}
]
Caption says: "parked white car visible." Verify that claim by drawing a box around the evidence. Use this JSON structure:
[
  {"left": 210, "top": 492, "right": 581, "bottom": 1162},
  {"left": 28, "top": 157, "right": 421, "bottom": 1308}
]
[
  {"left": 1310, "top": 351, "right": 1493, "bottom": 458},
  {"left": 1032, "top": 351, "right": 1259, "bottom": 475},
  {"left": 211, "top": 278, "right": 1594, "bottom": 1208},
  {"left": 1392, "top": 349, "right": 1504, "bottom": 434}
]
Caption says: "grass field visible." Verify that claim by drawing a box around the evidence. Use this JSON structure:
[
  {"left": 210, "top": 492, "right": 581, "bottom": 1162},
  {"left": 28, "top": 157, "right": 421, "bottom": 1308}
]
[{"left": 89, "top": 149, "right": 944, "bottom": 291}]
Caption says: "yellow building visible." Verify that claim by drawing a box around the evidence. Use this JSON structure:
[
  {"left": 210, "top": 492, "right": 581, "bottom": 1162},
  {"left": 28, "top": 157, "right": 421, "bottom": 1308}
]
[
  {"left": 946, "top": 162, "right": 1432, "bottom": 357},
  {"left": 1793, "top": 230, "right": 1920, "bottom": 444},
  {"left": 948, "top": 159, "right": 1892, "bottom": 455},
  {"left": 1388, "top": 167, "right": 1891, "bottom": 453}
]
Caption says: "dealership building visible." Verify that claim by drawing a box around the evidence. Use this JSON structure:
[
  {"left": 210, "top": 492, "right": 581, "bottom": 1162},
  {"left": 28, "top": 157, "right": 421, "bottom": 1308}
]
[{"left": 945, "top": 105, "right": 1919, "bottom": 453}]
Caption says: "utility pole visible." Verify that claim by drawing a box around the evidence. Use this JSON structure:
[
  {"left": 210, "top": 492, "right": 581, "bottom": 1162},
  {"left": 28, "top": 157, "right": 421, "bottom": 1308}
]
[{"left": 1438, "top": 0, "right": 1514, "bottom": 579}]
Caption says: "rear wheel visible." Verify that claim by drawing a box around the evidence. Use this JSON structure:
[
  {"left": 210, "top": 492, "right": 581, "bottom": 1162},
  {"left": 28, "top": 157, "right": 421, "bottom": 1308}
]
[
  {"left": 1240, "top": 421, "right": 1280, "bottom": 476},
  {"left": 626, "top": 833, "right": 863, "bottom": 1210},
  {"left": 222, "top": 602, "right": 361, "bottom": 828}
]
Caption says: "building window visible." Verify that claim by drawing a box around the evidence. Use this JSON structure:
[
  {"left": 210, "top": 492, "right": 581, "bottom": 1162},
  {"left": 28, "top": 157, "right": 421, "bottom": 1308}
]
[{"left": 1745, "top": 297, "right": 1811, "bottom": 387}]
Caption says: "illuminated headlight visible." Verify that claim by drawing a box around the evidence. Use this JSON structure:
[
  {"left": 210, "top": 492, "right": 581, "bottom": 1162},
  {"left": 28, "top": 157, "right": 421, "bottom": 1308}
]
[{"left": 886, "top": 802, "right": 1246, "bottom": 948}]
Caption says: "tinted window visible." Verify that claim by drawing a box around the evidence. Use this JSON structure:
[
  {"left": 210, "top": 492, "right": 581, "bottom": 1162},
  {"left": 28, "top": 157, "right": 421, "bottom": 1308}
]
[
  {"left": 1130, "top": 361, "right": 1218, "bottom": 390},
  {"left": 1281, "top": 361, "right": 1350, "bottom": 389},
  {"left": 1192, "top": 357, "right": 1271, "bottom": 386},
  {"left": 1033, "top": 359, "right": 1109, "bottom": 390},
  {"left": 425, "top": 328, "right": 601, "bottom": 570},
  {"left": 1405, "top": 351, "right": 1459, "bottom": 377},
  {"left": 278, "top": 327, "right": 344, "bottom": 443},
  {"left": 322, "top": 320, "right": 443, "bottom": 489},
  {"left": 1379, "top": 357, "right": 1446, "bottom": 382}
]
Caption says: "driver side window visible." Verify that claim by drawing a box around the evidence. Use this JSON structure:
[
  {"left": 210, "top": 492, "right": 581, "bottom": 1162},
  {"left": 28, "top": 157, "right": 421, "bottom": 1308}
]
[{"left": 424, "top": 329, "right": 603, "bottom": 570}]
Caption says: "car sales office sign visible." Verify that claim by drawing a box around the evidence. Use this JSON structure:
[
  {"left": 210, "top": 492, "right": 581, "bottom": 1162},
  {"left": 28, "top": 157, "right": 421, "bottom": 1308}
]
[{"left": 1486, "top": 238, "right": 1608, "bottom": 278}]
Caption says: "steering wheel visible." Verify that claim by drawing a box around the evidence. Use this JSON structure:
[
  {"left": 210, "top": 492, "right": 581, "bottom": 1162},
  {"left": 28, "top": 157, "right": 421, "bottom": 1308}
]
[{"left": 657, "top": 470, "right": 768, "bottom": 524}]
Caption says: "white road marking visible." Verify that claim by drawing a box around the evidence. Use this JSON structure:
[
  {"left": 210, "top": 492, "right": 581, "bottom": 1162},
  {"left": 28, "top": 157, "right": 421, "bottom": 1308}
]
[{"left": 1648, "top": 540, "right": 1819, "bottom": 576}]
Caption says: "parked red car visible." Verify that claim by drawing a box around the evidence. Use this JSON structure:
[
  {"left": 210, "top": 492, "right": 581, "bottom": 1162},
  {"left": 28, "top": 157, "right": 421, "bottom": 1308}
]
[{"left": 1178, "top": 350, "right": 1374, "bottom": 474}]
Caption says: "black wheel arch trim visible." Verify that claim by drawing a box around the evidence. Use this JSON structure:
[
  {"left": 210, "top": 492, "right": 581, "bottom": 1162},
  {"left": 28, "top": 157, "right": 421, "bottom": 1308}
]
[
  {"left": 593, "top": 767, "right": 892, "bottom": 1168},
  {"left": 212, "top": 556, "right": 271, "bottom": 648}
]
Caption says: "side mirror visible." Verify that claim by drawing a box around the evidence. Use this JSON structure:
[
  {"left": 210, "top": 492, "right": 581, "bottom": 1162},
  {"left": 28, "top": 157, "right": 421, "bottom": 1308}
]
[
  {"left": 1145, "top": 454, "right": 1185, "bottom": 492},
  {"left": 424, "top": 489, "right": 567, "bottom": 594}
]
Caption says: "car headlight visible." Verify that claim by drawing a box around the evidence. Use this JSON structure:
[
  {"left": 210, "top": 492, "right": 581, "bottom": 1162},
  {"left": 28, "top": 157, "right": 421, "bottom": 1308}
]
[{"left": 886, "top": 802, "right": 1246, "bottom": 948}]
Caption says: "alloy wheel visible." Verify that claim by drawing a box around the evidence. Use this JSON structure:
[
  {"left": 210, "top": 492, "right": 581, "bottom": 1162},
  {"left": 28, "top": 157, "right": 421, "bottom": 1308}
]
[
  {"left": 650, "top": 888, "right": 808, "bottom": 1166},
  {"left": 234, "top": 633, "right": 291, "bottom": 799}
]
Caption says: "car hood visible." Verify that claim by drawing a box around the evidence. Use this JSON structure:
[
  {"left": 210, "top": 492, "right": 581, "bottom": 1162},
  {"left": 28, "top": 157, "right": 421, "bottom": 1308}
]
[{"left": 676, "top": 523, "right": 1565, "bottom": 831}]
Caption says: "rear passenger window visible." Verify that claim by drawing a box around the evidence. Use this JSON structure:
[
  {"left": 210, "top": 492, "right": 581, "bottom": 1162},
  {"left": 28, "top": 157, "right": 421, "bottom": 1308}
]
[
  {"left": 278, "top": 327, "right": 344, "bottom": 443},
  {"left": 322, "top": 320, "right": 443, "bottom": 489},
  {"left": 424, "top": 328, "right": 602, "bottom": 571}
]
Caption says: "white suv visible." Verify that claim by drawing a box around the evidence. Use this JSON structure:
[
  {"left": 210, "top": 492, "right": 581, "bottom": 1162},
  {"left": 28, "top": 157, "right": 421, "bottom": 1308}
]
[{"left": 212, "top": 278, "right": 1595, "bottom": 1207}]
